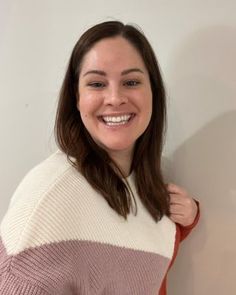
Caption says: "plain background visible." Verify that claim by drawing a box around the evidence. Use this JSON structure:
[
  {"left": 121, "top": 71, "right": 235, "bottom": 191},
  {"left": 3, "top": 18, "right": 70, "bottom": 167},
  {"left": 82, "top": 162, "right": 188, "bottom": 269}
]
[{"left": 0, "top": 0, "right": 236, "bottom": 294}]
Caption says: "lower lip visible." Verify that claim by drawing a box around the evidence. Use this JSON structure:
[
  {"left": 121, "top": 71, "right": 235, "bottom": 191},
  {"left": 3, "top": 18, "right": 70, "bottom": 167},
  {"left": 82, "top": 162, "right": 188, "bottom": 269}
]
[{"left": 99, "top": 114, "right": 136, "bottom": 130}]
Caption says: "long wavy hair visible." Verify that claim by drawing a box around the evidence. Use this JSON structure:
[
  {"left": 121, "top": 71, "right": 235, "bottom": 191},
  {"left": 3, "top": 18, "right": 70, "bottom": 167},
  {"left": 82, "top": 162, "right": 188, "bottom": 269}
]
[{"left": 54, "top": 21, "right": 170, "bottom": 221}]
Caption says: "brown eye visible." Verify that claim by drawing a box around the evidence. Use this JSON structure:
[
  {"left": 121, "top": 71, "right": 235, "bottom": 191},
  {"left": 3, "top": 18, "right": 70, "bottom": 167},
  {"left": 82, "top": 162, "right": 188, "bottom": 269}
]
[
  {"left": 124, "top": 80, "right": 140, "bottom": 87},
  {"left": 88, "top": 82, "right": 105, "bottom": 88}
]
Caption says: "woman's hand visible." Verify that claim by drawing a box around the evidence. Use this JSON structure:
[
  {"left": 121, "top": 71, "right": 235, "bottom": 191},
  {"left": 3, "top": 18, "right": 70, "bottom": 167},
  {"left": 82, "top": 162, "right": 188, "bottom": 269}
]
[{"left": 167, "top": 183, "right": 198, "bottom": 227}]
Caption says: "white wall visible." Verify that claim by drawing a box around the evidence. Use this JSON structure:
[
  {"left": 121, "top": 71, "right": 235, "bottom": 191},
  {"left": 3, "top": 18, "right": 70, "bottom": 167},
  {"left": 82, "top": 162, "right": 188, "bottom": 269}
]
[{"left": 0, "top": 0, "right": 235, "bottom": 294}]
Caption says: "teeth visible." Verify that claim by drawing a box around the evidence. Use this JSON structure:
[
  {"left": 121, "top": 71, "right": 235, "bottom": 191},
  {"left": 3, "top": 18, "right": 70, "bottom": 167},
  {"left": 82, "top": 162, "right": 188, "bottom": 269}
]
[
  {"left": 102, "top": 114, "right": 132, "bottom": 123},
  {"left": 106, "top": 121, "right": 128, "bottom": 126}
]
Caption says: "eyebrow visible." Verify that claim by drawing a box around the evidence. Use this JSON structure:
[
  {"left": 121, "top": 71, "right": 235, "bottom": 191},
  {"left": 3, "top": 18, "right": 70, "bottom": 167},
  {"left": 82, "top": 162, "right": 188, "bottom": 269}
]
[
  {"left": 83, "top": 68, "right": 144, "bottom": 77},
  {"left": 122, "top": 68, "right": 144, "bottom": 75}
]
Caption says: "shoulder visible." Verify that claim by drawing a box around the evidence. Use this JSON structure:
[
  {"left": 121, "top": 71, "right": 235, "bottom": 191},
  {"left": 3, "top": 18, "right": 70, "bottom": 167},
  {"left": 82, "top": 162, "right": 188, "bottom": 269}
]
[
  {"left": 5, "top": 150, "right": 77, "bottom": 211},
  {"left": 10, "top": 150, "right": 74, "bottom": 204},
  {"left": 0, "top": 150, "right": 86, "bottom": 255}
]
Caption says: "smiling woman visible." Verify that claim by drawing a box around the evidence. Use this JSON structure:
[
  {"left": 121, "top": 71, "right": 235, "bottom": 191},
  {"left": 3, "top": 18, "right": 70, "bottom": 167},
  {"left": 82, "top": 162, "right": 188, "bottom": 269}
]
[
  {"left": 0, "top": 21, "right": 199, "bottom": 295},
  {"left": 77, "top": 36, "right": 152, "bottom": 174}
]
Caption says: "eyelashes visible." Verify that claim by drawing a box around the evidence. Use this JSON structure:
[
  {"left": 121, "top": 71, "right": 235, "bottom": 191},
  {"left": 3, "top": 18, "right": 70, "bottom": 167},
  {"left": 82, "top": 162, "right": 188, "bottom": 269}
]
[
  {"left": 87, "top": 80, "right": 141, "bottom": 89},
  {"left": 124, "top": 80, "right": 141, "bottom": 87},
  {"left": 87, "top": 82, "right": 105, "bottom": 88}
]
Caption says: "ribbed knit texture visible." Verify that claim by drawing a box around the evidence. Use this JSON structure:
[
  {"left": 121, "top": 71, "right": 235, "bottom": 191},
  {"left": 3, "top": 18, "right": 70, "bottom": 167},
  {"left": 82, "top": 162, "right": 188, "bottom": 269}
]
[{"left": 0, "top": 150, "right": 199, "bottom": 295}]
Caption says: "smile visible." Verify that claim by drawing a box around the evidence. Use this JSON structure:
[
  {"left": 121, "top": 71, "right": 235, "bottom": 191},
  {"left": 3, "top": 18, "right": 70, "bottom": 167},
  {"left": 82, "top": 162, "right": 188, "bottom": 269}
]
[{"left": 99, "top": 113, "right": 135, "bottom": 126}]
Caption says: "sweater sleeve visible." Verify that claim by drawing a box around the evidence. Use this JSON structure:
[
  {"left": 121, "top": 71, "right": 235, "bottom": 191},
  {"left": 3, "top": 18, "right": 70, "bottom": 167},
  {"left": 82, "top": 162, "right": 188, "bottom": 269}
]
[
  {"left": 0, "top": 271, "right": 48, "bottom": 295},
  {"left": 0, "top": 151, "right": 73, "bottom": 295}
]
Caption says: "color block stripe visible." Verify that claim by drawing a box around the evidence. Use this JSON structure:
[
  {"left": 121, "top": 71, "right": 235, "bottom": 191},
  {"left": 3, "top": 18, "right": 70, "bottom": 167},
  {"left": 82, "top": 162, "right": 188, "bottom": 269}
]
[
  {"left": 1, "top": 150, "right": 176, "bottom": 259},
  {"left": 0, "top": 238, "right": 170, "bottom": 294}
]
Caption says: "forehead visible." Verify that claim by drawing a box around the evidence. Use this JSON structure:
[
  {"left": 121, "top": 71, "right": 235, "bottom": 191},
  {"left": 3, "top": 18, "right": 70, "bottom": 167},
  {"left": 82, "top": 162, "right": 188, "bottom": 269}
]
[{"left": 80, "top": 36, "right": 147, "bottom": 74}]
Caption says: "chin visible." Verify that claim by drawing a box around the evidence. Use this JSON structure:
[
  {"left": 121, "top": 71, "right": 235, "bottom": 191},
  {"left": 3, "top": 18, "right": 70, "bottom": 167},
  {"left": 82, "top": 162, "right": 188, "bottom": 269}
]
[{"left": 101, "top": 142, "right": 134, "bottom": 153}]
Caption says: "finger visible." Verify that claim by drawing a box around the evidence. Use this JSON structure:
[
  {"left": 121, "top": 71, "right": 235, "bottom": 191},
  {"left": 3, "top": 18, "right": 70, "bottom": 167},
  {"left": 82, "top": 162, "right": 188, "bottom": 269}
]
[
  {"left": 167, "top": 183, "right": 186, "bottom": 195},
  {"left": 170, "top": 213, "right": 195, "bottom": 227},
  {"left": 169, "top": 194, "right": 186, "bottom": 205},
  {"left": 169, "top": 204, "right": 184, "bottom": 215},
  {"left": 169, "top": 214, "right": 185, "bottom": 224}
]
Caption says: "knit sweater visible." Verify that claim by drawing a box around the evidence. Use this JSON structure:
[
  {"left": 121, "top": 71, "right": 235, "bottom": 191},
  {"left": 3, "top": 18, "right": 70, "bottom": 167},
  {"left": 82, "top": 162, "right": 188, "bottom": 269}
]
[{"left": 0, "top": 150, "right": 199, "bottom": 295}]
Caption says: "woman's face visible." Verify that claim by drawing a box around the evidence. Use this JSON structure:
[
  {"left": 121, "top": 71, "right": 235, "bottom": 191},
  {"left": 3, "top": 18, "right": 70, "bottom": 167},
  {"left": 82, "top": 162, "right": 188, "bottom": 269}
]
[{"left": 78, "top": 36, "right": 152, "bottom": 159}]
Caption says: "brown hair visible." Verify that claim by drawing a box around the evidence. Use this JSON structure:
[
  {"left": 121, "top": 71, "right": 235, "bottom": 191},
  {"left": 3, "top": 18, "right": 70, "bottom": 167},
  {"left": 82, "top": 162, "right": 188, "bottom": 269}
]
[{"left": 54, "top": 21, "right": 170, "bottom": 221}]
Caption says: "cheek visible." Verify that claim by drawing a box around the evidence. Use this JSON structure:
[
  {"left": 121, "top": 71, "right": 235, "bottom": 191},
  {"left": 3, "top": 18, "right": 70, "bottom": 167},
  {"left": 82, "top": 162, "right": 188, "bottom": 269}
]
[
  {"left": 77, "top": 92, "right": 101, "bottom": 118},
  {"left": 141, "top": 89, "right": 152, "bottom": 116},
  {"left": 77, "top": 99, "right": 93, "bottom": 131},
  {"left": 143, "top": 96, "right": 153, "bottom": 129}
]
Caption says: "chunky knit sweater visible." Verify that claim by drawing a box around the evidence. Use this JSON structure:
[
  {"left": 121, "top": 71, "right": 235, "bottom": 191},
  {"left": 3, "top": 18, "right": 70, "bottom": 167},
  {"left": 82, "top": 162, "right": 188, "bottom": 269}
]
[{"left": 0, "top": 150, "right": 199, "bottom": 295}]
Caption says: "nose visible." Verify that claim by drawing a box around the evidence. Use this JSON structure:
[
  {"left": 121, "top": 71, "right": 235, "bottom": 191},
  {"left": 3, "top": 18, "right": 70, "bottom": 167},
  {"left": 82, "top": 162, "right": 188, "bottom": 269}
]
[{"left": 104, "top": 86, "right": 128, "bottom": 106}]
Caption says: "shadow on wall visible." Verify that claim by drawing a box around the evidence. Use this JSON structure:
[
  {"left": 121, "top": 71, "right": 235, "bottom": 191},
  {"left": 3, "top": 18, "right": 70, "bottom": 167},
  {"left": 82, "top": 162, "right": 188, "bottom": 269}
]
[
  {"left": 166, "top": 111, "right": 236, "bottom": 295},
  {"left": 163, "top": 26, "right": 236, "bottom": 295}
]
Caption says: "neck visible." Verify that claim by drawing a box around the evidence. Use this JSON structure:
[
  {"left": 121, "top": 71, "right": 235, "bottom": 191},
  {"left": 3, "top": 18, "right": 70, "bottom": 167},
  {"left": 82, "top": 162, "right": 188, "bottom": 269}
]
[{"left": 108, "top": 149, "right": 133, "bottom": 178}]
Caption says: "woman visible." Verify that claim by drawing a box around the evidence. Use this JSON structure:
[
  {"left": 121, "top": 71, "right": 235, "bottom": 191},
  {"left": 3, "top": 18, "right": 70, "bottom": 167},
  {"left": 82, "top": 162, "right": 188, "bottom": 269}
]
[{"left": 0, "top": 21, "right": 199, "bottom": 294}]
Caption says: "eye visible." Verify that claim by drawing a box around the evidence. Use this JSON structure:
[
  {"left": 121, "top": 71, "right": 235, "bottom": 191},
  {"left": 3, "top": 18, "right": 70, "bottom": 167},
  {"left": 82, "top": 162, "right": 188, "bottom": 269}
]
[
  {"left": 87, "top": 82, "right": 106, "bottom": 88},
  {"left": 124, "top": 80, "right": 141, "bottom": 87}
]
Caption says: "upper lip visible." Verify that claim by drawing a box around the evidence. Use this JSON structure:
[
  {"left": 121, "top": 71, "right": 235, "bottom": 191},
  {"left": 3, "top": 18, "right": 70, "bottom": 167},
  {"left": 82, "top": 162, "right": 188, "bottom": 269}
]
[{"left": 99, "top": 112, "right": 134, "bottom": 117}]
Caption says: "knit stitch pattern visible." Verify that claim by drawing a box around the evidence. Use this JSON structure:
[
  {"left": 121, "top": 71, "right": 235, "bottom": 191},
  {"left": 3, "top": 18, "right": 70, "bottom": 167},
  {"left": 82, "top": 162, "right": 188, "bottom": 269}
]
[{"left": 0, "top": 150, "right": 199, "bottom": 294}]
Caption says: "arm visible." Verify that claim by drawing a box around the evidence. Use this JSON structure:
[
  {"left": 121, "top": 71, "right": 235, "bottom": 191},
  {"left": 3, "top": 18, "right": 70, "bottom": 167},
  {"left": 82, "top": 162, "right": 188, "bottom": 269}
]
[
  {"left": 0, "top": 267, "right": 49, "bottom": 295},
  {"left": 158, "top": 186, "right": 200, "bottom": 295},
  {"left": 0, "top": 237, "right": 49, "bottom": 295}
]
